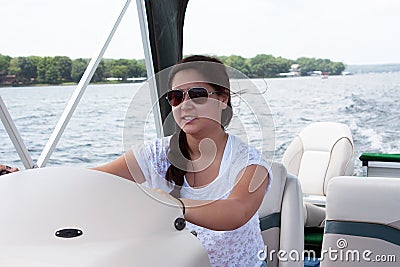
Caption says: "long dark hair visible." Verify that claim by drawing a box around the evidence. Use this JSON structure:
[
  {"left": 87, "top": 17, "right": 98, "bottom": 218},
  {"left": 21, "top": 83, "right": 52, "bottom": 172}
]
[{"left": 165, "top": 55, "right": 233, "bottom": 186}]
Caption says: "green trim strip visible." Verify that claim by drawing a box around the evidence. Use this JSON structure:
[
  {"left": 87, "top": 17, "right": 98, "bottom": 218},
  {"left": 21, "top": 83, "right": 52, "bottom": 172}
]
[
  {"left": 359, "top": 153, "right": 400, "bottom": 164},
  {"left": 305, "top": 232, "right": 324, "bottom": 244},
  {"left": 259, "top": 212, "right": 281, "bottom": 231},
  {"left": 325, "top": 220, "right": 400, "bottom": 246}
]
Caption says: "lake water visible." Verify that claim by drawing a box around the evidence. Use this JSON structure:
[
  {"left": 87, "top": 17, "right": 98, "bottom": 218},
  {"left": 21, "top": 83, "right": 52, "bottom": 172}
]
[{"left": 1, "top": 72, "right": 399, "bottom": 175}]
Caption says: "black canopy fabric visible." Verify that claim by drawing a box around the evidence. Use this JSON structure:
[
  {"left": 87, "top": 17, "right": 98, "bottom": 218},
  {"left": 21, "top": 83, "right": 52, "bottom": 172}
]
[{"left": 145, "top": 0, "right": 189, "bottom": 135}]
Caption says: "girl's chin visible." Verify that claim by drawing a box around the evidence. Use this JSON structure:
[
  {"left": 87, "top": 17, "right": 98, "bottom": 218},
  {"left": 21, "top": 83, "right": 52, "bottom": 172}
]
[
  {"left": 180, "top": 123, "right": 205, "bottom": 135},
  {"left": 180, "top": 124, "right": 197, "bottom": 133}
]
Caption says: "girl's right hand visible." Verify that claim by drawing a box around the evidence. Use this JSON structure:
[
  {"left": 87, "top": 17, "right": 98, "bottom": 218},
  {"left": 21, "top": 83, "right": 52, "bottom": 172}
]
[{"left": 0, "top": 164, "right": 19, "bottom": 175}]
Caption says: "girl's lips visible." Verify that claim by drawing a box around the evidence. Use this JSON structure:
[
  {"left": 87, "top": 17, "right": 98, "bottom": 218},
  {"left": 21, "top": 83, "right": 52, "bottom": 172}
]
[
  {"left": 182, "top": 116, "right": 196, "bottom": 121},
  {"left": 181, "top": 116, "right": 197, "bottom": 126}
]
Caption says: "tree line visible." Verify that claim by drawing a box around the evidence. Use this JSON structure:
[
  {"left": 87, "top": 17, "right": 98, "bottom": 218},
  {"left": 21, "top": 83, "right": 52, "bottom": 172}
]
[
  {"left": 0, "top": 55, "right": 147, "bottom": 85},
  {"left": 0, "top": 53, "right": 345, "bottom": 85},
  {"left": 218, "top": 54, "right": 345, "bottom": 77}
]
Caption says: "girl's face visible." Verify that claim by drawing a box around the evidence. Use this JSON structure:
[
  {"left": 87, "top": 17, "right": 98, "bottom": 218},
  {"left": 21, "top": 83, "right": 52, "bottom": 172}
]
[{"left": 170, "top": 69, "right": 228, "bottom": 136}]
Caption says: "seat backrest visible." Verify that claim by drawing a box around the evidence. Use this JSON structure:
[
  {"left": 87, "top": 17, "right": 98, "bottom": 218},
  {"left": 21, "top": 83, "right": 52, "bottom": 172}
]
[
  {"left": 259, "top": 161, "right": 287, "bottom": 267},
  {"left": 321, "top": 176, "right": 400, "bottom": 267},
  {"left": 279, "top": 173, "right": 304, "bottom": 267},
  {"left": 258, "top": 162, "right": 304, "bottom": 267},
  {"left": 282, "top": 122, "right": 354, "bottom": 196}
]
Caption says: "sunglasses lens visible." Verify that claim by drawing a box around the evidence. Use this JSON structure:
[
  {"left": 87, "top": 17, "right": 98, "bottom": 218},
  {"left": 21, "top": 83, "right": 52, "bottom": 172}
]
[
  {"left": 167, "top": 90, "right": 184, "bottom": 106},
  {"left": 188, "top": 87, "right": 209, "bottom": 104},
  {"left": 167, "top": 87, "right": 212, "bottom": 106}
]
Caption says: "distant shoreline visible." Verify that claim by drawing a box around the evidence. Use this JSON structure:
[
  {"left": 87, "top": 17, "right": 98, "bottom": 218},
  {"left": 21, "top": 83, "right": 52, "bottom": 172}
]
[
  {"left": 0, "top": 80, "right": 142, "bottom": 88},
  {"left": 345, "top": 64, "right": 400, "bottom": 74},
  {"left": 2, "top": 70, "right": 400, "bottom": 89}
]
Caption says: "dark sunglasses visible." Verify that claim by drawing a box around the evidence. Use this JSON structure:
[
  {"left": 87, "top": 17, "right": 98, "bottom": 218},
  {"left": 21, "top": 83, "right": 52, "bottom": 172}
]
[{"left": 166, "top": 87, "right": 218, "bottom": 106}]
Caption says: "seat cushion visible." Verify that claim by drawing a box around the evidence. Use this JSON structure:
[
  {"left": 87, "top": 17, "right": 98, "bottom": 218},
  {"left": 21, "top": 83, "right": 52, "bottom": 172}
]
[
  {"left": 321, "top": 176, "right": 400, "bottom": 267},
  {"left": 282, "top": 122, "right": 354, "bottom": 196}
]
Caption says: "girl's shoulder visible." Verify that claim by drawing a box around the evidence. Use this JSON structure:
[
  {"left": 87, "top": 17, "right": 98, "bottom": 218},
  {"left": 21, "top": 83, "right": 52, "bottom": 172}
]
[
  {"left": 229, "top": 134, "right": 263, "bottom": 159},
  {"left": 132, "top": 136, "right": 171, "bottom": 165},
  {"left": 228, "top": 134, "right": 271, "bottom": 172},
  {"left": 141, "top": 135, "right": 172, "bottom": 153}
]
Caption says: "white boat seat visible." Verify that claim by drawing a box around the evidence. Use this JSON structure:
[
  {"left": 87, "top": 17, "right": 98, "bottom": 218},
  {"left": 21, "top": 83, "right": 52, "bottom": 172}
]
[
  {"left": 258, "top": 161, "right": 304, "bottom": 267},
  {"left": 321, "top": 176, "right": 400, "bottom": 266},
  {"left": 259, "top": 161, "right": 287, "bottom": 267},
  {"left": 282, "top": 122, "right": 354, "bottom": 226},
  {"left": 0, "top": 167, "right": 210, "bottom": 267},
  {"left": 304, "top": 202, "right": 326, "bottom": 227}
]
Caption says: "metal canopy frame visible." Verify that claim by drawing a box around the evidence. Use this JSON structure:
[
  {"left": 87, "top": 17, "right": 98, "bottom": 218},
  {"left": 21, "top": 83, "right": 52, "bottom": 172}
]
[
  {"left": 36, "top": 0, "right": 133, "bottom": 168},
  {"left": 136, "top": 0, "right": 163, "bottom": 138},
  {"left": 0, "top": 96, "right": 35, "bottom": 169},
  {"left": 1, "top": 0, "right": 186, "bottom": 168},
  {"left": 1, "top": 0, "right": 136, "bottom": 168}
]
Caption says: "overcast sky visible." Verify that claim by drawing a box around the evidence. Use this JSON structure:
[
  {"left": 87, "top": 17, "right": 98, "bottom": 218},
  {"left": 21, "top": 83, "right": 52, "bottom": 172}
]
[{"left": 0, "top": 0, "right": 399, "bottom": 65}]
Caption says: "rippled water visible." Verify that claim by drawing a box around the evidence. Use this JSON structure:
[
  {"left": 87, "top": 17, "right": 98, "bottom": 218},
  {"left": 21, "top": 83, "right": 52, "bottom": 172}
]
[
  {"left": 1, "top": 72, "right": 399, "bottom": 175},
  {"left": 263, "top": 72, "right": 400, "bottom": 175}
]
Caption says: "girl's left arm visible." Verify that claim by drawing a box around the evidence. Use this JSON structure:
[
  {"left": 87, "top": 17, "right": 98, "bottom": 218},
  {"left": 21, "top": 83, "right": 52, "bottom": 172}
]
[{"left": 181, "top": 164, "right": 269, "bottom": 231}]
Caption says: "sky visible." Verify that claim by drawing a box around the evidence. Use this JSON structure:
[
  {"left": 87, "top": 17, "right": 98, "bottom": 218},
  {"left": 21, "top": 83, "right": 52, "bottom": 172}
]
[{"left": 0, "top": 0, "right": 399, "bottom": 65}]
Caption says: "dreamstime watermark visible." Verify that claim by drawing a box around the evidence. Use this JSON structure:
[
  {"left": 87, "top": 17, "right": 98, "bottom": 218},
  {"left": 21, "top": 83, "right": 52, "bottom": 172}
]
[{"left": 257, "top": 238, "right": 397, "bottom": 263}]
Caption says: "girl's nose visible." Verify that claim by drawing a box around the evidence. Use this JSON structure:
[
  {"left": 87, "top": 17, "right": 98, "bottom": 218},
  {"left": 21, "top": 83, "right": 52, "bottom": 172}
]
[
  {"left": 180, "top": 94, "right": 194, "bottom": 110},
  {"left": 182, "top": 91, "right": 190, "bottom": 102}
]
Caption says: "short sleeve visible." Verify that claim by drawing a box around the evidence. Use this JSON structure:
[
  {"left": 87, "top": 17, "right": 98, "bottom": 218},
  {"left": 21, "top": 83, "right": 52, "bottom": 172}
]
[
  {"left": 248, "top": 146, "right": 273, "bottom": 195},
  {"left": 131, "top": 137, "right": 173, "bottom": 192},
  {"left": 230, "top": 138, "right": 273, "bottom": 195}
]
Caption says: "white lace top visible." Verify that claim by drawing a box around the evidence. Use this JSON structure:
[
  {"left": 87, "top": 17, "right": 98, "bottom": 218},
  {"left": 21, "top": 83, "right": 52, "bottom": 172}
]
[{"left": 132, "top": 134, "right": 272, "bottom": 267}]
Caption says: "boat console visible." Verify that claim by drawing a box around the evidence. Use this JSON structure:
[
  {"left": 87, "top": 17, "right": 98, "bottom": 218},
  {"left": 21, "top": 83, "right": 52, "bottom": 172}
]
[{"left": 0, "top": 167, "right": 210, "bottom": 266}]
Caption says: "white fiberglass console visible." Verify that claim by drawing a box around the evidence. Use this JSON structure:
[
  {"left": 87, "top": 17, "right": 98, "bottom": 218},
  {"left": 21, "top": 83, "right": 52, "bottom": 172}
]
[{"left": 0, "top": 167, "right": 210, "bottom": 267}]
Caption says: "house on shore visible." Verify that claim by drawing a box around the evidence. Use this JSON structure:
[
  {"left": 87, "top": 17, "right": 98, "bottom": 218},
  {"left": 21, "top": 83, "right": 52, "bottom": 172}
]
[
  {"left": 278, "top": 64, "right": 300, "bottom": 77},
  {"left": 0, "top": 75, "right": 17, "bottom": 85}
]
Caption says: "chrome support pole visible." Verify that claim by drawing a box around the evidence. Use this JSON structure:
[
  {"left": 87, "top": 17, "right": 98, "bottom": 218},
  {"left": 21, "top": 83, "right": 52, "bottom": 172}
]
[
  {"left": 36, "top": 0, "right": 132, "bottom": 167},
  {"left": 0, "top": 96, "right": 35, "bottom": 169},
  {"left": 136, "top": 0, "right": 163, "bottom": 138}
]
